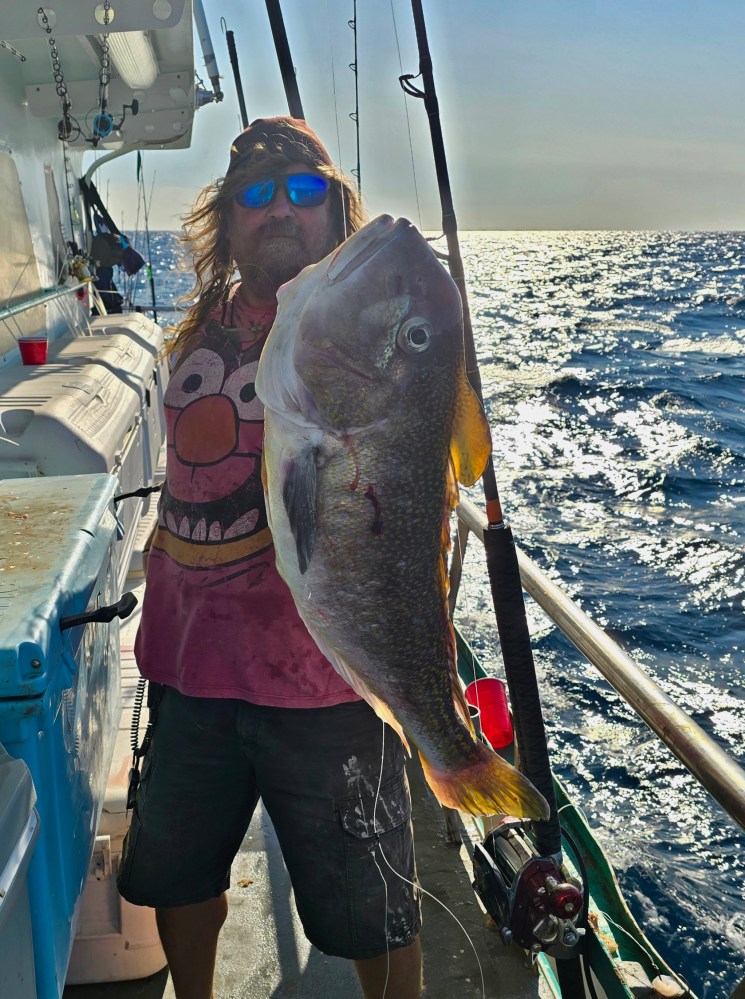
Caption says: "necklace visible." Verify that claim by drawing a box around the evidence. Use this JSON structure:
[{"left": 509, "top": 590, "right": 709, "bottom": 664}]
[
  {"left": 228, "top": 294, "right": 274, "bottom": 342},
  {"left": 247, "top": 316, "right": 270, "bottom": 337}
]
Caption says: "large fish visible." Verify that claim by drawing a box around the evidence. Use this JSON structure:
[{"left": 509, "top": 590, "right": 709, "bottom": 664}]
[{"left": 255, "top": 215, "right": 548, "bottom": 819}]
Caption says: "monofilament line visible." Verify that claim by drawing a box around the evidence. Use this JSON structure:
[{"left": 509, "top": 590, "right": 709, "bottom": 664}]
[
  {"left": 325, "top": 0, "right": 349, "bottom": 238},
  {"left": 371, "top": 721, "right": 391, "bottom": 998},
  {"left": 388, "top": 0, "right": 423, "bottom": 232},
  {"left": 373, "top": 721, "right": 487, "bottom": 999}
]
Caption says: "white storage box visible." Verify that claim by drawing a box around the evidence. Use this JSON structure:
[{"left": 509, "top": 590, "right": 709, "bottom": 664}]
[
  {"left": 0, "top": 359, "right": 144, "bottom": 588},
  {"left": 66, "top": 655, "right": 166, "bottom": 985},
  {"left": 0, "top": 360, "right": 142, "bottom": 479},
  {"left": 53, "top": 313, "right": 170, "bottom": 484}
]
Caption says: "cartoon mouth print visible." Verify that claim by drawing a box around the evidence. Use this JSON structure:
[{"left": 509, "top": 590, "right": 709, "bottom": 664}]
[{"left": 152, "top": 322, "right": 272, "bottom": 585}]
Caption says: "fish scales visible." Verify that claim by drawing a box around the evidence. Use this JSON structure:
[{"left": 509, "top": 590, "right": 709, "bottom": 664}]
[{"left": 256, "top": 215, "right": 548, "bottom": 820}]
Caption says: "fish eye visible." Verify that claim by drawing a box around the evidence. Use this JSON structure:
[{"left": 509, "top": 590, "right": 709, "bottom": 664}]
[{"left": 397, "top": 317, "right": 433, "bottom": 353}]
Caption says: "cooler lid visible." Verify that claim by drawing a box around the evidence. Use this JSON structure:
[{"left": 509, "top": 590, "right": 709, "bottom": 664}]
[
  {"left": 0, "top": 474, "right": 119, "bottom": 698},
  {"left": 49, "top": 326, "right": 163, "bottom": 405},
  {"left": 0, "top": 361, "right": 140, "bottom": 477}
]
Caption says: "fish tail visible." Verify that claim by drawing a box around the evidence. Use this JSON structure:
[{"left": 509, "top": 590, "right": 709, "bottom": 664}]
[{"left": 419, "top": 742, "right": 550, "bottom": 820}]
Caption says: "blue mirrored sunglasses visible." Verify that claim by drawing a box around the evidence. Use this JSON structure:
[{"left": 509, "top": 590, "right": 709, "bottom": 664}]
[{"left": 234, "top": 173, "right": 330, "bottom": 209}]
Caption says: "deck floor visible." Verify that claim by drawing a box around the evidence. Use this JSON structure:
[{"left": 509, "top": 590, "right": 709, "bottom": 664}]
[{"left": 64, "top": 754, "right": 545, "bottom": 999}]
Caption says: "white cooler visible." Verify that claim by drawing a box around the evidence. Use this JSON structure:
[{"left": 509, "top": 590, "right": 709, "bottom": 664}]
[{"left": 0, "top": 313, "right": 168, "bottom": 591}]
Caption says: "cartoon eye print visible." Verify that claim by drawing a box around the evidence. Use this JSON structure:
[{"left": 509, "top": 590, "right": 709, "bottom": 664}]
[
  {"left": 222, "top": 361, "right": 264, "bottom": 422},
  {"left": 167, "top": 349, "right": 226, "bottom": 408}
]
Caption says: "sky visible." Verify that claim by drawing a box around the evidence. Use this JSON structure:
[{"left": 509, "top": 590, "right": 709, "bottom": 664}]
[{"left": 94, "top": 0, "right": 745, "bottom": 232}]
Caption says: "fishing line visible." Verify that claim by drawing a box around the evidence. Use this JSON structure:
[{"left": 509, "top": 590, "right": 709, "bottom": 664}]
[
  {"left": 124, "top": 167, "right": 145, "bottom": 310},
  {"left": 324, "top": 0, "right": 349, "bottom": 239},
  {"left": 372, "top": 720, "right": 487, "bottom": 999},
  {"left": 388, "top": 0, "right": 423, "bottom": 231},
  {"left": 370, "top": 720, "right": 392, "bottom": 997}
]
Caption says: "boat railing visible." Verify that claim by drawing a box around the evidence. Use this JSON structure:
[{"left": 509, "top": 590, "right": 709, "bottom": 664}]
[
  {"left": 1, "top": 282, "right": 90, "bottom": 322},
  {"left": 453, "top": 494, "right": 745, "bottom": 832}
]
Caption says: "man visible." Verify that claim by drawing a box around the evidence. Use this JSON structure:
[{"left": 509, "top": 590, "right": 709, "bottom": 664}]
[{"left": 118, "top": 117, "right": 423, "bottom": 999}]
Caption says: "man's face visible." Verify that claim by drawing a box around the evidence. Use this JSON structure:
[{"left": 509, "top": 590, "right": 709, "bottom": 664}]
[{"left": 227, "top": 163, "right": 338, "bottom": 300}]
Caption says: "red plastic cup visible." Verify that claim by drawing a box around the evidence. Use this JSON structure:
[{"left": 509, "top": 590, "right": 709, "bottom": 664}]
[
  {"left": 19, "top": 337, "right": 48, "bottom": 365},
  {"left": 464, "top": 678, "right": 514, "bottom": 749}
]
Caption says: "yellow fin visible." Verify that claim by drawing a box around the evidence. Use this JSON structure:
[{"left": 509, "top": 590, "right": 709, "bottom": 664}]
[
  {"left": 419, "top": 743, "right": 550, "bottom": 820},
  {"left": 450, "top": 358, "right": 492, "bottom": 486}
]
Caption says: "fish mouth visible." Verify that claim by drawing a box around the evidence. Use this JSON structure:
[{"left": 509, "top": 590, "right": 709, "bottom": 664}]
[{"left": 327, "top": 215, "right": 412, "bottom": 285}]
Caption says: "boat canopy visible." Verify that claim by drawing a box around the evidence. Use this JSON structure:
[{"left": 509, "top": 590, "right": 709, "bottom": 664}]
[{"left": 3, "top": 1, "right": 197, "bottom": 154}]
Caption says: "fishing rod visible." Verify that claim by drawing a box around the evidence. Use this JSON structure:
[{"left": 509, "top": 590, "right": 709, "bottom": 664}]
[
  {"left": 223, "top": 19, "right": 249, "bottom": 129},
  {"left": 264, "top": 0, "right": 304, "bottom": 119},
  {"left": 405, "top": 0, "right": 587, "bottom": 985}
]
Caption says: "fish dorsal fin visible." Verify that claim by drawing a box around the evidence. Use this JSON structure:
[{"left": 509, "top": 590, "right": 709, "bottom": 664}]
[
  {"left": 281, "top": 446, "right": 318, "bottom": 574},
  {"left": 450, "top": 358, "right": 492, "bottom": 487}
]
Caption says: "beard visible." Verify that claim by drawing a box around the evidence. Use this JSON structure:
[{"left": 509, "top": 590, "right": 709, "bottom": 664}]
[{"left": 232, "top": 218, "right": 337, "bottom": 300}]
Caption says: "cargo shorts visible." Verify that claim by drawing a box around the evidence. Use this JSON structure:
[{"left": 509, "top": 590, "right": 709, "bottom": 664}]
[{"left": 117, "top": 687, "right": 421, "bottom": 960}]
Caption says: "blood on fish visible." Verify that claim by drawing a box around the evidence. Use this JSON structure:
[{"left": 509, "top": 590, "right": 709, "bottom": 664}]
[{"left": 365, "top": 484, "right": 383, "bottom": 536}]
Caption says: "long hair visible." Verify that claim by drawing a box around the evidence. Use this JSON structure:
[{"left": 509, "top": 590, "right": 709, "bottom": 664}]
[{"left": 169, "top": 144, "right": 365, "bottom": 357}]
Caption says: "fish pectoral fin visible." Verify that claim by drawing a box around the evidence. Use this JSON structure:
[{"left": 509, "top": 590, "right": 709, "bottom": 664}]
[
  {"left": 450, "top": 358, "right": 492, "bottom": 486},
  {"left": 419, "top": 742, "right": 550, "bottom": 820},
  {"left": 281, "top": 447, "right": 318, "bottom": 575}
]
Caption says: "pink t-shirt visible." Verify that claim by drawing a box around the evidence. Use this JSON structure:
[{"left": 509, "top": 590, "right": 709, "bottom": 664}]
[{"left": 134, "top": 288, "right": 360, "bottom": 707}]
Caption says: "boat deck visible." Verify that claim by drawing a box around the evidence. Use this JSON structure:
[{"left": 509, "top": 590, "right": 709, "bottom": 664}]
[
  {"left": 63, "top": 516, "right": 548, "bottom": 999},
  {"left": 64, "top": 757, "right": 546, "bottom": 998}
]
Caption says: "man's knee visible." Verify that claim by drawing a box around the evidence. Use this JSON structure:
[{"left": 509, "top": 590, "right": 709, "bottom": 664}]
[
  {"left": 354, "top": 936, "right": 422, "bottom": 999},
  {"left": 156, "top": 893, "right": 229, "bottom": 943}
]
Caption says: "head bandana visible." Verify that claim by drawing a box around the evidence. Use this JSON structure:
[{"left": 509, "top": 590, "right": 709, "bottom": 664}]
[{"left": 227, "top": 116, "right": 334, "bottom": 175}]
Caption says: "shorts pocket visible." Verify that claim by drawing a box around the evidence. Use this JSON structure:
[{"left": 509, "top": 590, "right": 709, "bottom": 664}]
[
  {"left": 338, "top": 775, "right": 411, "bottom": 840},
  {"left": 336, "top": 774, "right": 420, "bottom": 956}
]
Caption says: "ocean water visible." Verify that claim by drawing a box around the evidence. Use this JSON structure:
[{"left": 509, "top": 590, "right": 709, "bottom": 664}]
[{"left": 128, "top": 230, "right": 744, "bottom": 999}]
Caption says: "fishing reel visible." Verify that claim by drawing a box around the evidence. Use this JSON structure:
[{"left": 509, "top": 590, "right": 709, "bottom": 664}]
[
  {"left": 88, "top": 100, "right": 139, "bottom": 143},
  {"left": 472, "top": 817, "right": 585, "bottom": 964}
]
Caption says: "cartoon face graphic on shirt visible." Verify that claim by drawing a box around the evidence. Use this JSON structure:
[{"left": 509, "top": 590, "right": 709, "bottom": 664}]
[{"left": 153, "top": 320, "right": 271, "bottom": 584}]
